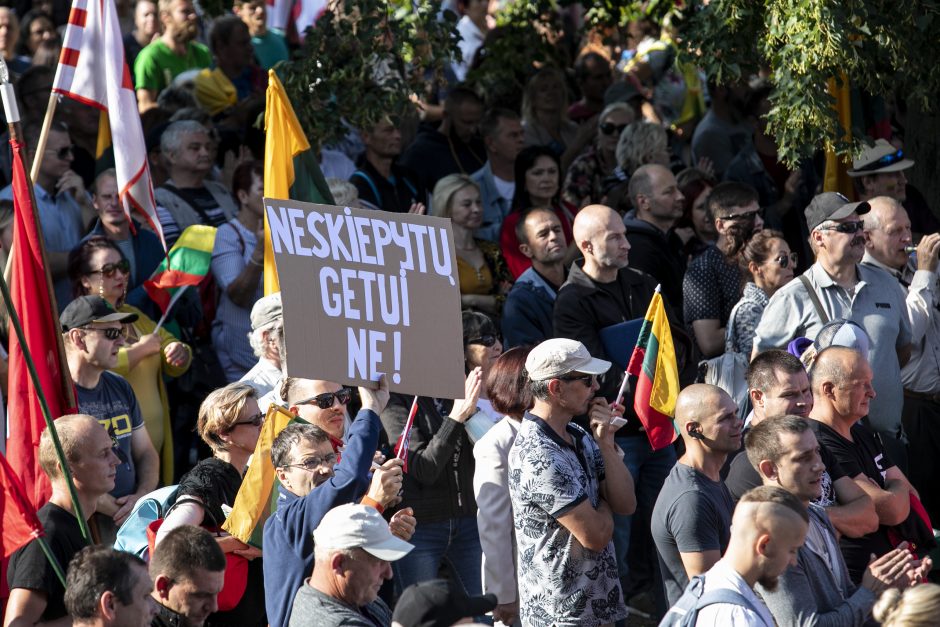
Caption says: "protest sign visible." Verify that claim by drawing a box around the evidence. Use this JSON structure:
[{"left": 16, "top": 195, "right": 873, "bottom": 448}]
[{"left": 265, "top": 198, "right": 465, "bottom": 399}]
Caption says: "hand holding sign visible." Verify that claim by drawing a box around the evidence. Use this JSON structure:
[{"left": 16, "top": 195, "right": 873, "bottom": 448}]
[{"left": 359, "top": 374, "right": 390, "bottom": 415}]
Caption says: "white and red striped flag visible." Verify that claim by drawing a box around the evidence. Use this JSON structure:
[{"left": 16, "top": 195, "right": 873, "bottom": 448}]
[
  {"left": 52, "top": 0, "right": 166, "bottom": 249},
  {"left": 265, "top": 0, "right": 292, "bottom": 33}
]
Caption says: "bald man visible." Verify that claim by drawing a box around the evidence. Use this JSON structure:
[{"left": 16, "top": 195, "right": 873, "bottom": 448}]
[
  {"left": 809, "top": 347, "right": 932, "bottom": 585},
  {"left": 555, "top": 203, "right": 687, "bottom": 607},
  {"left": 652, "top": 384, "right": 743, "bottom": 606},
  {"left": 663, "top": 486, "right": 807, "bottom": 626}
]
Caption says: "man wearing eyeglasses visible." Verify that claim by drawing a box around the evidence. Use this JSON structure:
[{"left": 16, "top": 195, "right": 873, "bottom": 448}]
[
  {"left": 60, "top": 295, "right": 160, "bottom": 543},
  {"left": 1, "top": 119, "right": 96, "bottom": 312},
  {"left": 508, "top": 338, "right": 635, "bottom": 627},
  {"left": 264, "top": 375, "right": 416, "bottom": 627},
  {"left": 753, "top": 192, "right": 912, "bottom": 470}
]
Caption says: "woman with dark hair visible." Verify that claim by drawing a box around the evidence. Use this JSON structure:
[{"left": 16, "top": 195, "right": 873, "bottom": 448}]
[
  {"left": 472, "top": 346, "right": 532, "bottom": 627},
  {"left": 674, "top": 167, "right": 717, "bottom": 260},
  {"left": 379, "top": 311, "right": 499, "bottom": 599},
  {"left": 16, "top": 9, "right": 56, "bottom": 61},
  {"left": 499, "top": 145, "right": 576, "bottom": 278},
  {"left": 211, "top": 160, "right": 264, "bottom": 381},
  {"left": 68, "top": 236, "right": 191, "bottom": 484},
  {"left": 726, "top": 230, "right": 794, "bottom": 354}
]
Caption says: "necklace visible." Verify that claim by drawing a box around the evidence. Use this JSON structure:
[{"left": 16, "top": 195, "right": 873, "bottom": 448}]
[{"left": 447, "top": 131, "right": 485, "bottom": 175}]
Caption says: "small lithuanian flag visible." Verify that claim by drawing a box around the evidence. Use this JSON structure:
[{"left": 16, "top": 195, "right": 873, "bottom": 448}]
[{"left": 143, "top": 225, "right": 217, "bottom": 313}]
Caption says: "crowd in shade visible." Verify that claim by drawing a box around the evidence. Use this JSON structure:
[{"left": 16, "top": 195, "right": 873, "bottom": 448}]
[{"left": 1, "top": 1, "right": 940, "bottom": 627}]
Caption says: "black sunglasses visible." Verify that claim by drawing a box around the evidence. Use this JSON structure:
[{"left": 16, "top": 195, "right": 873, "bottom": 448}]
[
  {"left": 718, "top": 208, "right": 764, "bottom": 222},
  {"left": 558, "top": 373, "right": 597, "bottom": 386},
  {"left": 772, "top": 252, "right": 799, "bottom": 268},
  {"left": 47, "top": 144, "right": 74, "bottom": 160},
  {"left": 230, "top": 412, "right": 264, "bottom": 429},
  {"left": 295, "top": 388, "right": 353, "bottom": 409},
  {"left": 817, "top": 221, "right": 865, "bottom": 234},
  {"left": 599, "top": 121, "right": 629, "bottom": 136},
  {"left": 81, "top": 326, "right": 127, "bottom": 340},
  {"left": 88, "top": 260, "right": 131, "bottom": 278},
  {"left": 466, "top": 334, "right": 498, "bottom": 347}
]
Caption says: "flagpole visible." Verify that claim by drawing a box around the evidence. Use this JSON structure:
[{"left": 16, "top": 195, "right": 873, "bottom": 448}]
[
  {"left": 153, "top": 285, "right": 188, "bottom": 332},
  {"left": 0, "top": 59, "right": 90, "bottom": 543}
]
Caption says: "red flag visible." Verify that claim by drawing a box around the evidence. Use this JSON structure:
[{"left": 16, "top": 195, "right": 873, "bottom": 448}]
[
  {"left": 394, "top": 397, "right": 419, "bottom": 473},
  {"left": 5, "top": 137, "right": 76, "bottom": 509},
  {"left": 0, "top": 452, "right": 44, "bottom": 559}
]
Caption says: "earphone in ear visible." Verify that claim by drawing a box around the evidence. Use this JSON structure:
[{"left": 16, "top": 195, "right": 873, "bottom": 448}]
[{"left": 688, "top": 430, "right": 704, "bottom": 441}]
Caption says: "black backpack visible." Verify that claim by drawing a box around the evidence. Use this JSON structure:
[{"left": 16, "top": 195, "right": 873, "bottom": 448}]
[{"left": 659, "top": 574, "right": 766, "bottom": 627}]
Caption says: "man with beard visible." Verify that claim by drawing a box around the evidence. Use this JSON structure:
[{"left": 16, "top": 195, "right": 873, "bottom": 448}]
[
  {"left": 351, "top": 117, "right": 426, "bottom": 213},
  {"left": 746, "top": 415, "right": 927, "bottom": 626},
  {"left": 652, "top": 384, "right": 743, "bottom": 607},
  {"left": 501, "top": 207, "right": 567, "bottom": 348},
  {"left": 753, "top": 192, "right": 912, "bottom": 469},
  {"left": 663, "top": 486, "right": 806, "bottom": 627},
  {"left": 135, "top": 0, "right": 210, "bottom": 112},
  {"left": 263, "top": 376, "right": 416, "bottom": 627}
]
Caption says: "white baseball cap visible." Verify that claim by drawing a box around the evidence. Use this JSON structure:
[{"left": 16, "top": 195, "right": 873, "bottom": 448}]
[
  {"left": 525, "top": 338, "right": 611, "bottom": 381},
  {"left": 313, "top": 504, "right": 413, "bottom": 561}
]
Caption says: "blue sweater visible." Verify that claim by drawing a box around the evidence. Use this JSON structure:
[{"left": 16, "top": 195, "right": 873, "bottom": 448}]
[{"left": 262, "top": 409, "right": 381, "bottom": 627}]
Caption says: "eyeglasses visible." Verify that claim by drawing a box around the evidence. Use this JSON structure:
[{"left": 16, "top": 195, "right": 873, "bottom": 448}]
[
  {"left": 771, "top": 252, "right": 799, "bottom": 268},
  {"left": 230, "top": 412, "right": 264, "bottom": 429},
  {"left": 295, "top": 388, "right": 353, "bottom": 409},
  {"left": 558, "top": 373, "right": 597, "bottom": 386},
  {"left": 466, "top": 334, "right": 498, "bottom": 347},
  {"left": 47, "top": 145, "right": 75, "bottom": 160},
  {"left": 855, "top": 148, "right": 905, "bottom": 173},
  {"left": 599, "top": 121, "right": 629, "bottom": 136},
  {"left": 87, "top": 260, "right": 131, "bottom": 278},
  {"left": 817, "top": 221, "right": 865, "bottom": 234},
  {"left": 283, "top": 454, "right": 337, "bottom": 472},
  {"left": 718, "top": 208, "right": 764, "bottom": 222},
  {"left": 81, "top": 326, "right": 127, "bottom": 341}
]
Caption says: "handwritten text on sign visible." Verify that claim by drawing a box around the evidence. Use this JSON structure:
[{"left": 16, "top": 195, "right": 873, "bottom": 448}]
[{"left": 266, "top": 199, "right": 464, "bottom": 398}]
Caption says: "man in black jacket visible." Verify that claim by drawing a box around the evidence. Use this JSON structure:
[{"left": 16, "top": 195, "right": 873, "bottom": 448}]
[{"left": 553, "top": 203, "right": 687, "bottom": 614}]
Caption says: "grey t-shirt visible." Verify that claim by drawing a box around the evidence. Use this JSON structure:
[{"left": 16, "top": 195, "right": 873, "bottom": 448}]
[
  {"left": 652, "top": 461, "right": 735, "bottom": 607},
  {"left": 287, "top": 583, "right": 391, "bottom": 627}
]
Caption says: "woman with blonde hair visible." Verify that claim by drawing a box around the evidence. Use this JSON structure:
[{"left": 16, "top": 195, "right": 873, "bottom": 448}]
[
  {"left": 615, "top": 120, "right": 671, "bottom": 176},
  {"left": 433, "top": 174, "right": 511, "bottom": 316},
  {"left": 873, "top": 584, "right": 940, "bottom": 627},
  {"left": 522, "top": 66, "right": 594, "bottom": 169}
]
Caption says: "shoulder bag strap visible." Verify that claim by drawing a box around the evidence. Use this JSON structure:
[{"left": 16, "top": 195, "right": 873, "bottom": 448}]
[{"left": 799, "top": 274, "right": 830, "bottom": 324}]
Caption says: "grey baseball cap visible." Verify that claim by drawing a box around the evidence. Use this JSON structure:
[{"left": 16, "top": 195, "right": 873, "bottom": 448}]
[{"left": 804, "top": 192, "right": 870, "bottom": 232}]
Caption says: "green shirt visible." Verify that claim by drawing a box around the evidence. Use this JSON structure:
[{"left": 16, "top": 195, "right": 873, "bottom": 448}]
[
  {"left": 251, "top": 30, "right": 289, "bottom": 71},
  {"left": 134, "top": 39, "right": 211, "bottom": 94}
]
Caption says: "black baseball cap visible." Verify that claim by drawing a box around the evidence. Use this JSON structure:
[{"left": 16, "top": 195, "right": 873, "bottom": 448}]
[
  {"left": 60, "top": 296, "right": 138, "bottom": 331},
  {"left": 804, "top": 192, "right": 870, "bottom": 232},
  {"left": 391, "top": 579, "right": 498, "bottom": 627}
]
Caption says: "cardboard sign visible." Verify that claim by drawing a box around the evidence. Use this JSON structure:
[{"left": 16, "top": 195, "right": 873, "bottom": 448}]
[{"left": 265, "top": 198, "right": 465, "bottom": 398}]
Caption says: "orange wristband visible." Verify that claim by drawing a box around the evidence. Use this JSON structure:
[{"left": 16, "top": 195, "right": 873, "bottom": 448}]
[{"left": 360, "top": 496, "right": 385, "bottom": 514}]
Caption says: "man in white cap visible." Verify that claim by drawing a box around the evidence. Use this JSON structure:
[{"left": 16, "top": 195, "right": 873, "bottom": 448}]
[
  {"left": 847, "top": 138, "right": 939, "bottom": 238},
  {"left": 240, "top": 291, "right": 284, "bottom": 397},
  {"left": 753, "top": 191, "right": 912, "bottom": 469},
  {"left": 288, "top": 503, "right": 413, "bottom": 627},
  {"left": 508, "top": 338, "right": 636, "bottom": 626}
]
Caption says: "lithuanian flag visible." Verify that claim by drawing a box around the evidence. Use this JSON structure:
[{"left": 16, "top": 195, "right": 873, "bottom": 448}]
[
  {"left": 143, "top": 225, "right": 217, "bottom": 313},
  {"left": 263, "top": 70, "right": 334, "bottom": 295},
  {"left": 625, "top": 285, "right": 680, "bottom": 450},
  {"left": 222, "top": 403, "right": 299, "bottom": 547}
]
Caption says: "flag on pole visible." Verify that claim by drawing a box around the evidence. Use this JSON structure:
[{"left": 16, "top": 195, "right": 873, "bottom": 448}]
[
  {"left": 394, "top": 396, "right": 419, "bottom": 473},
  {"left": 263, "top": 69, "right": 334, "bottom": 295},
  {"left": 222, "top": 403, "right": 298, "bottom": 547},
  {"left": 52, "top": 0, "right": 166, "bottom": 249},
  {"left": 625, "top": 286, "right": 680, "bottom": 450},
  {"left": 5, "top": 137, "right": 76, "bottom": 509},
  {"left": 143, "top": 225, "right": 217, "bottom": 313},
  {"left": 0, "top": 452, "right": 44, "bottom": 559},
  {"left": 823, "top": 74, "right": 854, "bottom": 197}
]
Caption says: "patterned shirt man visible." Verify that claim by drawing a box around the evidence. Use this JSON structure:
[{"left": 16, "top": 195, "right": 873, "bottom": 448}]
[{"left": 508, "top": 412, "right": 626, "bottom": 626}]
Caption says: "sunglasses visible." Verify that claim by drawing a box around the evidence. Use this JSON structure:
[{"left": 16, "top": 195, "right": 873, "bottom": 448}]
[
  {"left": 295, "top": 388, "right": 353, "bottom": 409},
  {"left": 599, "top": 121, "right": 629, "bottom": 136},
  {"left": 284, "top": 453, "right": 337, "bottom": 472},
  {"left": 81, "top": 326, "right": 127, "bottom": 341},
  {"left": 817, "top": 221, "right": 865, "bottom": 234},
  {"left": 466, "top": 334, "right": 498, "bottom": 347},
  {"left": 230, "top": 412, "right": 264, "bottom": 429},
  {"left": 47, "top": 144, "right": 75, "bottom": 160},
  {"left": 558, "top": 373, "right": 597, "bottom": 386},
  {"left": 771, "top": 252, "right": 799, "bottom": 268},
  {"left": 88, "top": 260, "right": 131, "bottom": 278},
  {"left": 718, "top": 208, "right": 764, "bottom": 222}
]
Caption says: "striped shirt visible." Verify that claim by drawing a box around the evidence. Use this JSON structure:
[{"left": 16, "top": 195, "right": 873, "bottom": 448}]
[{"left": 211, "top": 219, "right": 261, "bottom": 381}]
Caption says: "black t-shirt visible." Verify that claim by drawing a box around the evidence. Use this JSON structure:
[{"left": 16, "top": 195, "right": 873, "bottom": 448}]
[
  {"left": 725, "top": 422, "right": 846, "bottom": 504},
  {"left": 8, "top": 503, "right": 87, "bottom": 621},
  {"left": 814, "top": 419, "right": 895, "bottom": 583},
  {"left": 351, "top": 158, "right": 425, "bottom": 214}
]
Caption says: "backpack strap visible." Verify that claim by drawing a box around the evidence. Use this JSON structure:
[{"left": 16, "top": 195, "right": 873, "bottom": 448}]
[
  {"left": 799, "top": 274, "right": 831, "bottom": 324},
  {"left": 694, "top": 587, "right": 765, "bottom": 619},
  {"left": 351, "top": 170, "right": 381, "bottom": 207}
]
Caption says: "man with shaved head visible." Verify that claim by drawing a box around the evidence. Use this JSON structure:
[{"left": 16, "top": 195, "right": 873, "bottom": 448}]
[
  {"left": 663, "top": 486, "right": 807, "bottom": 626},
  {"left": 652, "top": 384, "right": 743, "bottom": 606},
  {"left": 809, "top": 347, "right": 932, "bottom": 584},
  {"left": 555, "top": 203, "right": 685, "bottom": 608}
]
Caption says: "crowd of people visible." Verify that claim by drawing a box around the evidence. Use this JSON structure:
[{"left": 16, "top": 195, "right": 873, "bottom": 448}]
[{"left": 1, "top": 1, "right": 940, "bottom": 627}]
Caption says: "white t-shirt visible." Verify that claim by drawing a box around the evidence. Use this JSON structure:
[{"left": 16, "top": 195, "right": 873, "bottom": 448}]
[
  {"left": 696, "top": 559, "right": 775, "bottom": 626},
  {"left": 492, "top": 175, "right": 515, "bottom": 205}
]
